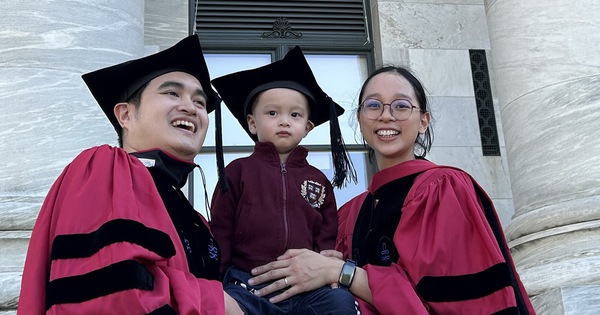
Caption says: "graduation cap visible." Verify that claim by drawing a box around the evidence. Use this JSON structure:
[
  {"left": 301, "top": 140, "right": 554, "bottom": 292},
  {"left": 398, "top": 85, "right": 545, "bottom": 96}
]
[
  {"left": 82, "top": 34, "right": 227, "bottom": 192},
  {"left": 211, "top": 46, "right": 356, "bottom": 188}
]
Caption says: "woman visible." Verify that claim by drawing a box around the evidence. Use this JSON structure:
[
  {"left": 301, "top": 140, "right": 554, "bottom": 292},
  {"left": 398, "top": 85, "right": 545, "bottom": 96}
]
[{"left": 247, "top": 66, "right": 536, "bottom": 314}]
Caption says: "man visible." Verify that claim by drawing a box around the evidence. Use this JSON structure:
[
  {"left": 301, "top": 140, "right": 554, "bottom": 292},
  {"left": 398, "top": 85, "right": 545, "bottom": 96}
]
[{"left": 17, "top": 34, "right": 242, "bottom": 314}]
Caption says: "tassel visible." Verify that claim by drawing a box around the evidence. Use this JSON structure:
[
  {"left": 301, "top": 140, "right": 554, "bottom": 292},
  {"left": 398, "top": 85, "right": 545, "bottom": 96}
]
[
  {"left": 214, "top": 94, "right": 228, "bottom": 193},
  {"left": 328, "top": 98, "right": 357, "bottom": 188}
]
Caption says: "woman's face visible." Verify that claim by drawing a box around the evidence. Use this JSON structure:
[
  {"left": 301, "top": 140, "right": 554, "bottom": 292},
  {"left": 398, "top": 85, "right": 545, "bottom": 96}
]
[{"left": 358, "top": 72, "right": 430, "bottom": 170}]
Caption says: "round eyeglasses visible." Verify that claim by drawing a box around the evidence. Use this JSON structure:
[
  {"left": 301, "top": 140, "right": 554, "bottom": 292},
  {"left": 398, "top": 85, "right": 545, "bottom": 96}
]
[{"left": 360, "top": 98, "right": 419, "bottom": 120}]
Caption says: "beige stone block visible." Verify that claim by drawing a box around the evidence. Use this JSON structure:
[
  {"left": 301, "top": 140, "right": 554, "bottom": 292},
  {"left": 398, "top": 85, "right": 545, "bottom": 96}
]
[
  {"left": 501, "top": 76, "right": 600, "bottom": 216},
  {"left": 0, "top": 0, "right": 145, "bottom": 233},
  {"left": 428, "top": 146, "right": 513, "bottom": 199},
  {"left": 486, "top": 0, "right": 600, "bottom": 106},
  {"left": 409, "top": 49, "right": 474, "bottom": 97},
  {"left": 0, "top": 197, "right": 42, "bottom": 230},
  {"left": 427, "top": 96, "right": 480, "bottom": 147},
  {"left": 377, "top": 2, "right": 490, "bottom": 49},
  {"left": 562, "top": 286, "right": 600, "bottom": 314},
  {"left": 380, "top": 47, "right": 410, "bottom": 67},
  {"left": 0, "top": 232, "right": 28, "bottom": 313},
  {"left": 0, "top": 272, "right": 20, "bottom": 312},
  {"left": 509, "top": 225, "right": 600, "bottom": 296},
  {"left": 0, "top": 232, "right": 29, "bottom": 272},
  {"left": 144, "top": 0, "right": 188, "bottom": 47}
]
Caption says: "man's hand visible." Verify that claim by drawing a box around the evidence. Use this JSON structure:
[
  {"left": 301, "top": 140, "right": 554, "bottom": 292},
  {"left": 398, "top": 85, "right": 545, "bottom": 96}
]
[{"left": 248, "top": 249, "right": 345, "bottom": 303}]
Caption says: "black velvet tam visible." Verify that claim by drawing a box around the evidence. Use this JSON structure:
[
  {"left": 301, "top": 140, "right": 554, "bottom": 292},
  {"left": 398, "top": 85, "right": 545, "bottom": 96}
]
[
  {"left": 82, "top": 34, "right": 218, "bottom": 133},
  {"left": 211, "top": 46, "right": 344, "bottom": 141},
  {"left": 211, "top": 46, "right": 356, "bottom": 188}
]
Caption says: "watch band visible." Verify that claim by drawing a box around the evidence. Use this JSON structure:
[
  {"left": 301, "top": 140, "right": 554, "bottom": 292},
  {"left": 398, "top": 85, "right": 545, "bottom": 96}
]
[{"left": 338, "top": 259, "right": 357, "bottom": 289}]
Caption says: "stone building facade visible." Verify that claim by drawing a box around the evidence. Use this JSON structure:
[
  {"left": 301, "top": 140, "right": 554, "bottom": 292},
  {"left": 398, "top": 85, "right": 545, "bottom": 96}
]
[{"left": 1, "top": 0, "right": 599, "bottom": 314}]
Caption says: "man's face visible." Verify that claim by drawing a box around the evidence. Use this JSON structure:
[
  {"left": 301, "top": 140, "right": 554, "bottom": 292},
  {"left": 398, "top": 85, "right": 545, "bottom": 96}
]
[{"left": 120, "top": 71, "right": 209, "bottom": 161}]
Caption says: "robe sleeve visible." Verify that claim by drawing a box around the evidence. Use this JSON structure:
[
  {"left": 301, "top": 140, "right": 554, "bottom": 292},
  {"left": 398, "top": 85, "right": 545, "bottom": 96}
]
[
  {"left": 336, "top": 169, "right": 531, "bottom": 315},
  {"left": 394, "top": 168, "right": 522, "bottom": 314},
  {"left": 17, "top": 145, "right": 225, "bottom": 315}
]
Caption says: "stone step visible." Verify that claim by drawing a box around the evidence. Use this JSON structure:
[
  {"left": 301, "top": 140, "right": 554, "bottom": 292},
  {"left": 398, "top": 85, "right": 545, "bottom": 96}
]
[
  {"left": 0, "top": 231, "right": 30, "bottom": 273},
  {"left": 0, "top": 231, "right": 30, "bottom": 313},
  {"left": 0, "top": 272, "right": 21, "bottom": 312}
]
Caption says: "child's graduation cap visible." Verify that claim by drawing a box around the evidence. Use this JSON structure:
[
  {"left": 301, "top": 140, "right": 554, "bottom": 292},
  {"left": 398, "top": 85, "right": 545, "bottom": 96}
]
[
  {"left": 211, "top": 46, "right": 356, "bottom": 188},
  {"left": 81, "top": 34, "right": 227, "bottom": 192}
]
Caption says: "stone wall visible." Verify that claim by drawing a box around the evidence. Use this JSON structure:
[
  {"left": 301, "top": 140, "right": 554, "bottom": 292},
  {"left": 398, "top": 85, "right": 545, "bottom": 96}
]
[
  {"left": 0, "top": 1, "right": 186, "bottom": 313},
  {"left": 485, "top": 0, "right": 600, "bottom": 313}
]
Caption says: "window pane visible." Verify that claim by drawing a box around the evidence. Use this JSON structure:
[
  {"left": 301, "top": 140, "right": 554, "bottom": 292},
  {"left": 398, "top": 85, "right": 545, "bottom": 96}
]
[
  {"left": 203, "top": 53, "right": 272, "bottom": 147},
  {"left": 193, "top": 52, "right": 370, "bottom": 219},
  {"left": 306, "top": 151, "right": 368, "bottom": 207},
  {"left": 304, "top": 54, "right": 368, "bottom": 145},
  {"left": 193, "top": 152, "right": 247, "bottom": 219}
]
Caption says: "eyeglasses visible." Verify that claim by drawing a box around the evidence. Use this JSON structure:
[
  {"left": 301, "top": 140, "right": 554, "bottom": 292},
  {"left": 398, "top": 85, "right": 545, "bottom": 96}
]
[{"left": 360, "top": 98, "right": 419, "bottom": 120}]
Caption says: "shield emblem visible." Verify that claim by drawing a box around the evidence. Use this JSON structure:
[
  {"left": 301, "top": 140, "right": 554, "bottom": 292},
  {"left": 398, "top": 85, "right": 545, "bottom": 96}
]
[{"left": 301, "top": 180, "right": 326, "bottom": 208}]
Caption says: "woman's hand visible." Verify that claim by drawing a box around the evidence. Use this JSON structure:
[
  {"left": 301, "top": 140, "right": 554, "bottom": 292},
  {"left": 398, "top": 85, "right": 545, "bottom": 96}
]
[
  {"left": 248, "top": 248, "right": 345, "bottom": 303},
  {"left": 320, "top": 249, "right": 344, "bottom": 260}
]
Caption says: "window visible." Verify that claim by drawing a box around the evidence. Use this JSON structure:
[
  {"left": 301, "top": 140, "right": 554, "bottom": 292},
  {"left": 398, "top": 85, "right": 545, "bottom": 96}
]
[
  {"left": 189, "top": 1, "right": 374, "bottom": 218},
  {"left": 192, "top": 0, "right": 370, "bottom": 46}
]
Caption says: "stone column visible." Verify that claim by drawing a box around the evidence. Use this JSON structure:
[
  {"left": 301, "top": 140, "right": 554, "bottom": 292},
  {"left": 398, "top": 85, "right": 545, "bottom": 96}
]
[
  {"left": 484, "top": 0, "right": 600, "bottom": 313},
  {"left": 0, "top": 1, "right": 144, "bottom": 313}
]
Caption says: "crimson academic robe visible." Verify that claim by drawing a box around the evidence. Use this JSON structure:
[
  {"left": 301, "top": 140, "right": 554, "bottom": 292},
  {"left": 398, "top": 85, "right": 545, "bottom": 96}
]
[
  {"left": 18, "top": 145, "right": 224, "bottom": 314},
  {"left": 337, "top": 159, "right": 535, "bottom": 315}
]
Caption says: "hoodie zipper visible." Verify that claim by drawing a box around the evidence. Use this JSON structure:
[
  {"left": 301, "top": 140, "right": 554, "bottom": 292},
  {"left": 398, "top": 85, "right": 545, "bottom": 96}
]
[{"left": 281, "top": 162, "right": 289, "bottom": 249}]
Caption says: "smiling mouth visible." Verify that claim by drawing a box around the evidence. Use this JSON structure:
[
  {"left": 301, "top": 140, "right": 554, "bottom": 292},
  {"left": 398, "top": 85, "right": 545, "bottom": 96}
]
[
  {"left": 172, "top": 120, "right": 196, "bottom": 133},
  {"left": 377, "top": 129, "right": 399, "bottom": 137}
]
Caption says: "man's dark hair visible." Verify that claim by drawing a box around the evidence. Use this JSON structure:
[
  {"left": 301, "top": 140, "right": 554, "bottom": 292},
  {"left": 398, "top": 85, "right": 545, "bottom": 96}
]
[{"left": 117, "top": 82, "right": 148, "bottom": 147}]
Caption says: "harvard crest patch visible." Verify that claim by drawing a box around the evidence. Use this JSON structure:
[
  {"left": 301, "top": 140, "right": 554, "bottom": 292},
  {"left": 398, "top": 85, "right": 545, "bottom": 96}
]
[{"left": 301, "top": 180, "right": 326, "bottom": 208}]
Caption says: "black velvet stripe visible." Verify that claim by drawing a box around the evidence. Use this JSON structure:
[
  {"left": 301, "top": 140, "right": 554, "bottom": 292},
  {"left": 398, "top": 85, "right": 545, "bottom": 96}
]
[
  {"left": 147, "top": 304, "right": 177, "bottom": 315},
  {"left": 476, "top": 184, "right": 531, "bottom": 314},
  {"left": 50, "top": 219, "right": 175, "bottom": 260},
  {"left": 491, "top": 307, "right": 519, "bottom": 315},
  {"left": 46, "top": 260, "right": 154, "bottom": 310},
  {"left": 416, "top": 262, "right": 512, "bottom": 302}
]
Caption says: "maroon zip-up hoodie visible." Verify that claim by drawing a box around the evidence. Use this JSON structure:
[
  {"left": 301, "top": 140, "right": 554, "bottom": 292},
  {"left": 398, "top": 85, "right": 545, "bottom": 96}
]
[{"left": 210, "top": 142, "right": 338, "bottom": 274}]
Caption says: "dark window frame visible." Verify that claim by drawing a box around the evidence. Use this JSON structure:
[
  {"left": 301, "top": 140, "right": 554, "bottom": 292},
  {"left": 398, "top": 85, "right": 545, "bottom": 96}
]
[
  {"left": 190, "top": 1, "right": 374, "bottom": 50},
  {"left": 187, "top": 0, "right": 378, "bottom": 204}
]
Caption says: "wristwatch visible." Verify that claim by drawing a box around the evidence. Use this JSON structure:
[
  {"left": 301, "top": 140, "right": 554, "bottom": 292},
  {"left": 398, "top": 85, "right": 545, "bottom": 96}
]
[{"left": 338, "top": 259, "right": 357, "bottom": 289}]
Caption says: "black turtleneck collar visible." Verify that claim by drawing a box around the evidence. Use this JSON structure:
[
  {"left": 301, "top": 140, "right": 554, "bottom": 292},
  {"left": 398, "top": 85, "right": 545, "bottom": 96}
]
[{"left": 130, "top": 150, "right": 196, "bottom": 189}]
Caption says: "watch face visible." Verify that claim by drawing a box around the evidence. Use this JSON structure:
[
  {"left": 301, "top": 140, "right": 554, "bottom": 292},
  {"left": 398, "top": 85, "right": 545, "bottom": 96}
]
[{"left": 339, "top": 260, "right": 356, "bottom": 287}]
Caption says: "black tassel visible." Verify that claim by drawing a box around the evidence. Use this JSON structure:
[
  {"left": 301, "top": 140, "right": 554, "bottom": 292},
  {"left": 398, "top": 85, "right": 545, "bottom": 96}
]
[
  {"left": 214, "top": 94, "right": 228, "bottom": 193},
  {"left": 328, "top": 98, "right": 357, "bottom": 188}
]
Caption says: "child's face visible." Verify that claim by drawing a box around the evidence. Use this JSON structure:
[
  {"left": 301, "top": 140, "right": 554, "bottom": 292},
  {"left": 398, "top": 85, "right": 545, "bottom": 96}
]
[{"left": 247, "top": 88, "right": 314, "bottom": 156}]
